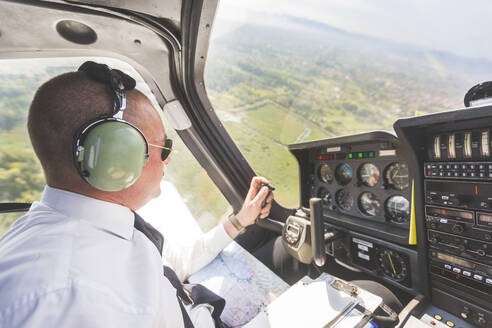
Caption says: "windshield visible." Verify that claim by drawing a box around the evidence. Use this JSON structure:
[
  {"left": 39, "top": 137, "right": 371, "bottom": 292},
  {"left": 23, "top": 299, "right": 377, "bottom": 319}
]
[{"left": 205, "top": 0, "right": 492, "bottom": 208}]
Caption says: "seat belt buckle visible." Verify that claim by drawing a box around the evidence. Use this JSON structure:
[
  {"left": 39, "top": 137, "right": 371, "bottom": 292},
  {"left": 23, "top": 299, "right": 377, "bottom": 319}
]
[{"left": 179, "top": 288, "right": 194, "bottom": 306}]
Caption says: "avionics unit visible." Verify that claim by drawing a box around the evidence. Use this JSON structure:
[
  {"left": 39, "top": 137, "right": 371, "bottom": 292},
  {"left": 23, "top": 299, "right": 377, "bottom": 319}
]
[{"left": 394, "top": 106, "right": 492, "bottom": 327}]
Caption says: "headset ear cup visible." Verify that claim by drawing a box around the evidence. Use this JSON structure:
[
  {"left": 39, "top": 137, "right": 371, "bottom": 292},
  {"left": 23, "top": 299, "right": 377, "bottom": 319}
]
[{"left": 76, "top": 120, "right": 148, "bottom": 191}]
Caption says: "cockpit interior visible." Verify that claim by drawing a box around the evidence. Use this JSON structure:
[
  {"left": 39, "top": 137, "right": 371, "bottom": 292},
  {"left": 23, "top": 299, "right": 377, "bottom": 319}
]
[{"left": 0, "top": 1, "right": 491, "bottom": 327}]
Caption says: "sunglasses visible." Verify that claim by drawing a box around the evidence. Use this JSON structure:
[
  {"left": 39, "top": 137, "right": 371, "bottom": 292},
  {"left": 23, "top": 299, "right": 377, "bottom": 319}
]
[{"left": 148, "top": 138, "right": 173, "bottom": 161}]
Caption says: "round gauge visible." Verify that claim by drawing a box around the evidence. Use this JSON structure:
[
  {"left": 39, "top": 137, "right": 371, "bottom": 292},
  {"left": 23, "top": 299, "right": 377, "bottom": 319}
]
[
  {"left": 336, "top": 189, "right": 354, "bottom": 211},
  {"left": 335, "top": 163, "right": 353, "bottom": 186},
  {"left": 359, "top": 163, "right": 380, "bottom": 187},
  {"left": 317, "top": 187, "right": 333, "bottom": 208},
  {"left": 385, "top": 163, "right": 409, "bottom": 190},
  {"left": 376, "top": 249, "right": 408, "bottom": 282},
  {"left": 358, "top": 192, "right": 381, "bottom": 216},
  {"left": 318, "top": 164, "right": 333, "bottom": 183},
  {"left": 385, "top": 196, "right": 410, "bottom": 223}
]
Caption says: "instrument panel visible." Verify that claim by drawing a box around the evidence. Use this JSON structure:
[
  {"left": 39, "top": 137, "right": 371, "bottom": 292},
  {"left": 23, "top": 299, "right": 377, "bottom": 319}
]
[
  {"left": 288, "top": 133, "right": 419, "bottom": 294},
  {"left": 289, "top": 131, "right": 412, "bottom": 245},
  {"left": 310, "top": 141, "right": 411, "bottom": 228}
]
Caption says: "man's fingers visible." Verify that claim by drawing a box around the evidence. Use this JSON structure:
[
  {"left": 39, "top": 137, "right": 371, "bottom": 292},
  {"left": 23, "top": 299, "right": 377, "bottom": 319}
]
[
  {"left": 259, "top": 204, "right": 272, "bottom": 218},
  {"left": 253, "top": 186, "right": 269, "bottom": 205},
  {"left": 251, "top": 176, "right": 269, "bottom": 188},
  {"left": 247, "top": 176, "right": 270, "bottom": 201}
]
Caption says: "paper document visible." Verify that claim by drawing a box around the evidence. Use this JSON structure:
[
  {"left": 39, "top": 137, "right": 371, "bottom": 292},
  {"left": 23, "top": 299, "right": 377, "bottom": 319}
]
[
  {"left": 245, "top": 274, "right": 359, "bottom": 328},
  {"left": 188, "top": 241, "right": 289, "bottom": 327}
]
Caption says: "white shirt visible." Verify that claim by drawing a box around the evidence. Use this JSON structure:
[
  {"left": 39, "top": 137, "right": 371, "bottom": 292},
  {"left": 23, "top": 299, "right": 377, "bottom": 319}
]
[{"left": 0, "top": 186, "right": 232, "bottom": 327}]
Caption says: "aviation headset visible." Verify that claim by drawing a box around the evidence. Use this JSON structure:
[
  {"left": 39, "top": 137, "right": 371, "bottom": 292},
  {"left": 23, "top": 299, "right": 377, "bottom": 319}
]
[
  {"left": 464, "top": 81, "right": 492, "bottom": 107},
  {"left": 73, "top": 61, "right": 150, "bottom": 192}
]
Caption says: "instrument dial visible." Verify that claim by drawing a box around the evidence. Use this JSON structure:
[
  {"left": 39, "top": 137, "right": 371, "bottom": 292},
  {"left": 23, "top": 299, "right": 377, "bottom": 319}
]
[
  {"left": 385, "top": 163, "right": 409, "bottom": 190},
  {"left": 359, "top": 163, "right": 380, "bottom": 187},
  {"left": 336, "top": 189, "right": 354, "bottom": 211},
  {"left": 376, "top": 249, "right": 408, "bottom": 282},
  {"left": 335, "top": 163, "right": 353, "bottom": 186},
  {"left": 317, "top": 187, "right": 333, "bottom": 208},
  {"left": 385, "top": 195, "right": 410, "bottom": 223},
  {"left": 358, "top": 192, "right": 381, "bottom": 216},
  {"left": 318, "top": 164, "right": 333, "bottom": 183}
]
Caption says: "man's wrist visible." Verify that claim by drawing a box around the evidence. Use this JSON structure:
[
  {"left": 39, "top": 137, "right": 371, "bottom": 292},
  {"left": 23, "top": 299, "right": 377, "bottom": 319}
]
[{"left": 228, "top": 213, "right": 246, "bottom": 234}]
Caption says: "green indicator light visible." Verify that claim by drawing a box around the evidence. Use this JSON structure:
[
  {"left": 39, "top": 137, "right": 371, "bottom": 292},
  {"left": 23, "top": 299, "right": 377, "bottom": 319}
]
[
  {"left": 358, "top": 152, "right": 363, "bottom": 158},
  {"left": 348, "top": 153, "right": 353, "bottom": 159},
  {"left": 369, "top": 152, "right": 374, "bottom": 158}
]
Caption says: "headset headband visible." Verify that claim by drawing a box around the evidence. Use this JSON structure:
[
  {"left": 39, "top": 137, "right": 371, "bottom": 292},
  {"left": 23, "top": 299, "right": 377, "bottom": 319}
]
[
  {"left": 78, "top": 61, "right": 136, "bottom": 117},
  {"left": 464, "top": 81, "right": 492, "bottom": 108}
]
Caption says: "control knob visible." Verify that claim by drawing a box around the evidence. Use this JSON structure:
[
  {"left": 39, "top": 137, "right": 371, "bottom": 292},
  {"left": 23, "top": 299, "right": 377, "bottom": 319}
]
[
  {"left": 452, "top": 224, "right": 465, "bottom": 234},
  {"left": 461, "top": 308, "right": 470, "bottom": 320}
]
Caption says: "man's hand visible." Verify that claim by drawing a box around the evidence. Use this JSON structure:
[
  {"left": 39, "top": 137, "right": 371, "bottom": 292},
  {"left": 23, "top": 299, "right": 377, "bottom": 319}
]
[
  {"left": 236, "top": 177, "right": 274, "bottom": 227},
  {"left": 223, "top": 177, "right": 275, "bottom": 238}
]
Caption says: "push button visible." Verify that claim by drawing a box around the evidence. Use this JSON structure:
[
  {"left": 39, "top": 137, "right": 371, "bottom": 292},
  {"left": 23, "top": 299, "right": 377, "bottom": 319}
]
[
  {"left": 434, "top": 314, "right": 442, "bottom": 321},
  {"left": 473, "top": 274, "right": 483, "bottom": 281},
  {"left": 463, "top": 271, "right": 472, "bottom": 277},
  {"left": 446, "top": 321, "right": 455, "bottom": 327},
  {"left": 452, "top": 267, "right": 461, "bottom": 274}
]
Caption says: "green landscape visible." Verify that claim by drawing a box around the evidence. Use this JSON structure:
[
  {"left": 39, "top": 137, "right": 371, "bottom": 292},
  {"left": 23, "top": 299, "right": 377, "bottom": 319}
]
[
  {"left": 2, "top": 17, "right": 492, "bottom": 234},
  {"left": 205, "top": 19, "right": 492, "bottom": 210}
]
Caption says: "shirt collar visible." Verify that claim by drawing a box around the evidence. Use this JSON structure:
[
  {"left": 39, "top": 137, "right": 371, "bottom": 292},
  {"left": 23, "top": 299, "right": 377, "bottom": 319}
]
[{"left": 40, "top": 185, "right": 135, "bottom": 240}]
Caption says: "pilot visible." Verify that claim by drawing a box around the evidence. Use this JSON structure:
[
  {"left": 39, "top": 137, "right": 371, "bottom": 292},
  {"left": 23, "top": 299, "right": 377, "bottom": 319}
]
[
  {"left": 0, "top": 62, "right": 273, "bottom": 328},
  {"left": 0, "top": 62, "right": 402, "bottom": 328}
]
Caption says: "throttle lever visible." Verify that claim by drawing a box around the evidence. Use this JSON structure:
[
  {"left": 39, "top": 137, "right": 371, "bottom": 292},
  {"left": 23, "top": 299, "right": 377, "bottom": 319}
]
[{"left": 310, "top": 198, "right": 326, "bottom": 267}]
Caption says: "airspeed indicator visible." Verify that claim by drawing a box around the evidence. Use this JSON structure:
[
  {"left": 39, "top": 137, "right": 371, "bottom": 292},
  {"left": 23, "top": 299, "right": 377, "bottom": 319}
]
[{"left": 385, "top": 163, "right": 409, "bottom": 190}]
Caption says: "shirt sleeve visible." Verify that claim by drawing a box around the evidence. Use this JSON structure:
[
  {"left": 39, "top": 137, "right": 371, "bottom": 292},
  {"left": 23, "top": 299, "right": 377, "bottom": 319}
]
[{"left": 163, "top": 223, "right": 232, "bottom": 281}]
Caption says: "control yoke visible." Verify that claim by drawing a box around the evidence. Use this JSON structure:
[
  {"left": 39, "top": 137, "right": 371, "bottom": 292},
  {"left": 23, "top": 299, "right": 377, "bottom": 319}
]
[{"left": 310, "top": 198, "right": 326, "bottom": 267}]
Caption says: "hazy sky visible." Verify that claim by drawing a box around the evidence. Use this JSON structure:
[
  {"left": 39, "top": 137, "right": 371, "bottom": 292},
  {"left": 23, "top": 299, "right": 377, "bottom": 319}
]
[{"left": 216, "top": 0, "right": 492, "bottom": 60}]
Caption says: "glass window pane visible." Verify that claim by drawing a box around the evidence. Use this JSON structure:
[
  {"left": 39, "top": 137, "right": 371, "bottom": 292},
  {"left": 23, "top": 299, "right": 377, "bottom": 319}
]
[{"left": 206, "top": 0, "right": 492, "bottom": 208}]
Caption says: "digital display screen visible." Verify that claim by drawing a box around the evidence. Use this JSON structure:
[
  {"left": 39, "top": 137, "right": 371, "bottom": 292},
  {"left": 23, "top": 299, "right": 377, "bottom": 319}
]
[
  {"left": 427, "top": 207, "right": 473, "bottom": 221},
  {"left": 287, "top": 225, "right": 299, "bottom": 235},
  {"left": 435, "top": 252, "right": 492, "bottom": 275},
  {"left": 478, "top": 213, "right": 492, "bottom": 226},
  {"left": 436, "top": 252, "right": 474, "bottom": 269}
]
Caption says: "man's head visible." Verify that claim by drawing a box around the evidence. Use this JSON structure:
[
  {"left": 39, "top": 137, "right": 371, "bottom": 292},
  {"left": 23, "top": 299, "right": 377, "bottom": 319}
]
[{"left": 28, "top": 66, "right": 168, "bottom": 210}]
